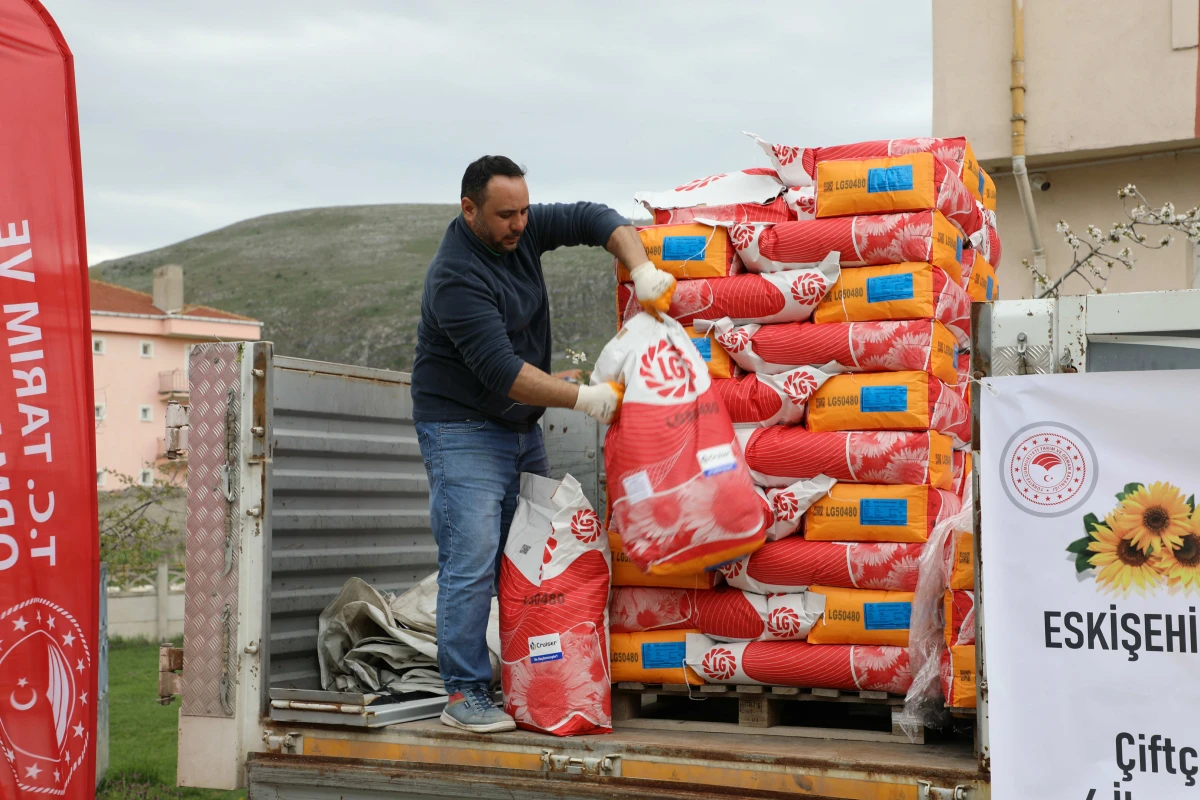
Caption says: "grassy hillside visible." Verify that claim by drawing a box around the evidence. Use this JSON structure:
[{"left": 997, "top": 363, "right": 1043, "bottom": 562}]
[{"left": 91, "top": 204, "right": 618, "bottom": 374}]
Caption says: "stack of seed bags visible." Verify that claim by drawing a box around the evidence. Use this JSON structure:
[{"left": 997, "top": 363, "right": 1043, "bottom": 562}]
[{"left": 609, "top": 133, "right": 997, "bottom": 694}]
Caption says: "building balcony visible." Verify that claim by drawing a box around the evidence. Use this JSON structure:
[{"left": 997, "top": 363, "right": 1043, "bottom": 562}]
[{"left": 158, "top": 369, "right": 188, "bottom": 400}]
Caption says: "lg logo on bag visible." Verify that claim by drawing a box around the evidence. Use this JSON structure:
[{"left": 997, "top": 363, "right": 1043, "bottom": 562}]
[{"left": 639, "top": 339, "right": 697, "bottom": 399}]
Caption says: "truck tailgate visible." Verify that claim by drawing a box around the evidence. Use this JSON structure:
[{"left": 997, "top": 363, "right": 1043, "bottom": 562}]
[{"left": 248, "top": 719, "right": 987, "bottom": 799}]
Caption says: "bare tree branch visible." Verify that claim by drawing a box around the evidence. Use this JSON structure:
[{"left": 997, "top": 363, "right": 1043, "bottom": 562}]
[{"left": 1026, "top": 185, "right": 1200, "bottom": 298}]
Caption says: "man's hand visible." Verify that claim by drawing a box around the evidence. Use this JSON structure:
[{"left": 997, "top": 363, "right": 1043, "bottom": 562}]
[
  {"left": 574, "top": 382, "right": 625, "bottom": 424},
  {"left": 630, "top": 262, "right": 676, "bottom": 319}
]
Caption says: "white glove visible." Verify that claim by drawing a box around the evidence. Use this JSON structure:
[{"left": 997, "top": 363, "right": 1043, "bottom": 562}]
[
  {"left": 574, "top": 382, "right": 624, "bottom": 424},
  {"left": 629, "top": 262, "right": 676, "bottom": 319}
]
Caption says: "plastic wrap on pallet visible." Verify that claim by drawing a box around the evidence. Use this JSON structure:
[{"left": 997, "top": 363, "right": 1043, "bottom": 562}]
[
  {"left": 944, "top": 530, "right": 975, "bottom": 590},
  {"left": 944, "top": 589, "right": 975, "bottom": 646},
  {"left": 895, "top": 480, "right": 973, "bottom": 738}
]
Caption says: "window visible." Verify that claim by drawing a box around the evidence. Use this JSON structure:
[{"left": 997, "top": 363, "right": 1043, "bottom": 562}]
[
  {"left": 94, "top": 403, "right": 106, "bottom": 422},
  {"left": 140, "top": 341, "right": 154, "bottom": 358},
  {"left": 139, "top": 405, "right": 153, "bottom": 422},
  {"left": 138, "top": 468, "right": 154, "bottom": 486},
  {"left": 96, "top": 470, "right": 106, "bottom": 488},
  {"left": 92, "top": 337, "right": 105, "bottom": 355}
]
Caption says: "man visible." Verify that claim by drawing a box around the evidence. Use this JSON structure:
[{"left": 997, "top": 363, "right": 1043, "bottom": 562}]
[{"left": 412, "top": 155, "right": 674, "bottom": 733}]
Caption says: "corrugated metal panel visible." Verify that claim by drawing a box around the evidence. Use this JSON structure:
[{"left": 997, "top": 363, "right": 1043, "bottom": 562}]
[
  {"left": 268, "top": 357, "right": 437, "bottom": 689},
  {"left": 541, "top": 408, "right": 604, "bottom": 512}
]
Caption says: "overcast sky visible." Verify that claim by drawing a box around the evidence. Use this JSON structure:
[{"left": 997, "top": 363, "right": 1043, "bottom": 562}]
[{"left": 48, "top": 1, "right": 933, "bottom": 265}]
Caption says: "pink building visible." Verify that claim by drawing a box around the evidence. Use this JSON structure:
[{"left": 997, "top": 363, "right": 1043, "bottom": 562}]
[{"left": 90, "top": 265, "right": 261, "bottom": 489}]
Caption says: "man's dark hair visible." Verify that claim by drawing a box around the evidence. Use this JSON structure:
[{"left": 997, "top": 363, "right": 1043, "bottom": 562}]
[{"left": 461, "top": 155, "right": 526, "bottom": 207}]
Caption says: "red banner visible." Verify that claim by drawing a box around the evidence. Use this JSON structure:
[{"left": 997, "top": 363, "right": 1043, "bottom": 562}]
[{"left": 0, "top": 2, "right": 99, "bottom": 798}]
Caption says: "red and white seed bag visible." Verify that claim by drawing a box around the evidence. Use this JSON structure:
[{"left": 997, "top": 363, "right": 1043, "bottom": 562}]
[
  {"left": 498, "top": 473, "right": 611, "bottom": 736},
  {"left": 594, "top": 312, "right": 768, "bottom": 576}
]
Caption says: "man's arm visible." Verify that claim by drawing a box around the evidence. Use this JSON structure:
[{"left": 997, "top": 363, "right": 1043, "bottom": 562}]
[
  {"left": 431, "top": 270, "right": 621, "bottom": 422},
  {"left": 530, "top": 202, "right": 628, "bottom": 253},
  {"left": 606, "top": 224, "right": 676, "bottom": 318},
  {"left": 604, "top": 224, "right": 652, "bottom": 269},
  {"left": 509, "top": 364, "right": 622, "bottom": 423},
  {"left": 508, "top": 363, "right": 582, "bottom": 408}
]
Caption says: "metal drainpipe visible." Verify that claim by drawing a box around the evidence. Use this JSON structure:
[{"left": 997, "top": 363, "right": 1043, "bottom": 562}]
[{"left": 1011, "top": 0, "right": 1049, "bottom": 290}]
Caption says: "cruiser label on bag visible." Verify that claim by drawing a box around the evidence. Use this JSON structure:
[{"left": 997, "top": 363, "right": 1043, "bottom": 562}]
[
  {"left": 662, "top": 235, "right": 708, "bottom": 262},
  {"left": 866, "top": 273, "right": 915, "bottom": 303},
  {"left": 864, "top": 602, "right": 913, "bottom": 630},
  {"left": 860, "top": 498, "right": 908, "bottom": 526},
  {"left": 697, "top": 444, "right": 738, "bottom": 476},
  {"left": 860, "top": 385, "right": 908, "bottom": 413},
  {"left": 528, "top": 632, "right": 563, "bottom": 663},
  {"left": 642, "top": 640, "right": 687, "bottom": 670}
]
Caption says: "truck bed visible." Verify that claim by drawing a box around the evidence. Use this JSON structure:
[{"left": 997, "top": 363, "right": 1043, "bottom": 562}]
[{"left": 249, "top": 718, "right": 987, "bottom": 799}]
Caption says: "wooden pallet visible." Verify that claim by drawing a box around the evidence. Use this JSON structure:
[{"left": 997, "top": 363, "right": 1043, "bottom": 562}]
[{"left": 612, "top": 683, "right": 922, "bottom": 744}]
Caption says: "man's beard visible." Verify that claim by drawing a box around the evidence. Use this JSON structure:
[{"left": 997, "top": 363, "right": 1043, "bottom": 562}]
[{"left": 470, "top": 217, "right": 518, "bottom": 252}]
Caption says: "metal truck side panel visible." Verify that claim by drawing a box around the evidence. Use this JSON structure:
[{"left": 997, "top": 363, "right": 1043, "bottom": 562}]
[
  {"left": 179, "top": 342, "right": 272, "bottom": 790},
  {"left": 268, "top": 356, "right": 437, "bottom": 690}
]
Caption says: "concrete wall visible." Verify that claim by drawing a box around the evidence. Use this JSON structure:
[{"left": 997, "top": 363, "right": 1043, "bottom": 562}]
[
  {"left": 934, "top": 0, "right": 1200, "bottom": 164},
  {"left": 107, "top": 591, "right": 185, "bottom": 640},
  {"left": 994, "top": 151, "right": 1200, "bottom": 298}
]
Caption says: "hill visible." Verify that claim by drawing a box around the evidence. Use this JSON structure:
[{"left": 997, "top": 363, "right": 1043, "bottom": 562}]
[{"left": 91, "top": 204, "right": 620, "bottom": 374}]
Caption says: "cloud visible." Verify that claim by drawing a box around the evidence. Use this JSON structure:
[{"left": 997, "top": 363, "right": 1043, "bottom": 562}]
[{"left": 44, "top": 0, "right": 933, "bottom": 264}]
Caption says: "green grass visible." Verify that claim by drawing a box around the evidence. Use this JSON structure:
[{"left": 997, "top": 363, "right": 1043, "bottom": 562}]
[
  {"left": 98, "top": 638, "right": 243, "bottom": 800},
  {"left": 92, "top": 204, "right": 619, "bottom": 374}
]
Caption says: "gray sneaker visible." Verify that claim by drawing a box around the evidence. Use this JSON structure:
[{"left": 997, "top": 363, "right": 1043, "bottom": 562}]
[{"left": 440, "top": 685, "right": 516, "bottom": 733}]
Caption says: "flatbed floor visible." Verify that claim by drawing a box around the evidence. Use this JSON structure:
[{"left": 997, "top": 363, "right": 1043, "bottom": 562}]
[{"left": 250, "top": 717, "right": 988, "bottom": 799}]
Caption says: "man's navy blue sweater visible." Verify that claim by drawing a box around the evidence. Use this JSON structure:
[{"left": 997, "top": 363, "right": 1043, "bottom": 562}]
[{"left": 412, "top": 203, "right": 627, "bottom": 432}]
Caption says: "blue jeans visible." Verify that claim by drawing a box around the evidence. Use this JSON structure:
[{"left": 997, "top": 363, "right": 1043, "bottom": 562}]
[{"left": 415, "top": 419, "right": 550, "bottom": 694}]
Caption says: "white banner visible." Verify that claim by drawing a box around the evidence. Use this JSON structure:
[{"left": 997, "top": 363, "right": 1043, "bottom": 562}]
[{"left": 981, "top": 370, "right": 1200, "bottom": 800}]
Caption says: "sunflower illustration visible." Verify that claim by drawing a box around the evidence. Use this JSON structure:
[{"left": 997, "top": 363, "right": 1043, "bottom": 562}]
[
  {"left": 1110, "top": 482, "right": 1191, "bottom": 553},
  {"left": 1153, "top": 510, "right": 1200, "bottom": 594},
  {"left": 1086, "top": 515, "right": 1164, "bottom": 596}
]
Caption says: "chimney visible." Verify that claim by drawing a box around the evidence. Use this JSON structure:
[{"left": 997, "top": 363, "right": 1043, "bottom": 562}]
[{"left": 152, "top": 264, "right": 184, "bottom": 314}]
